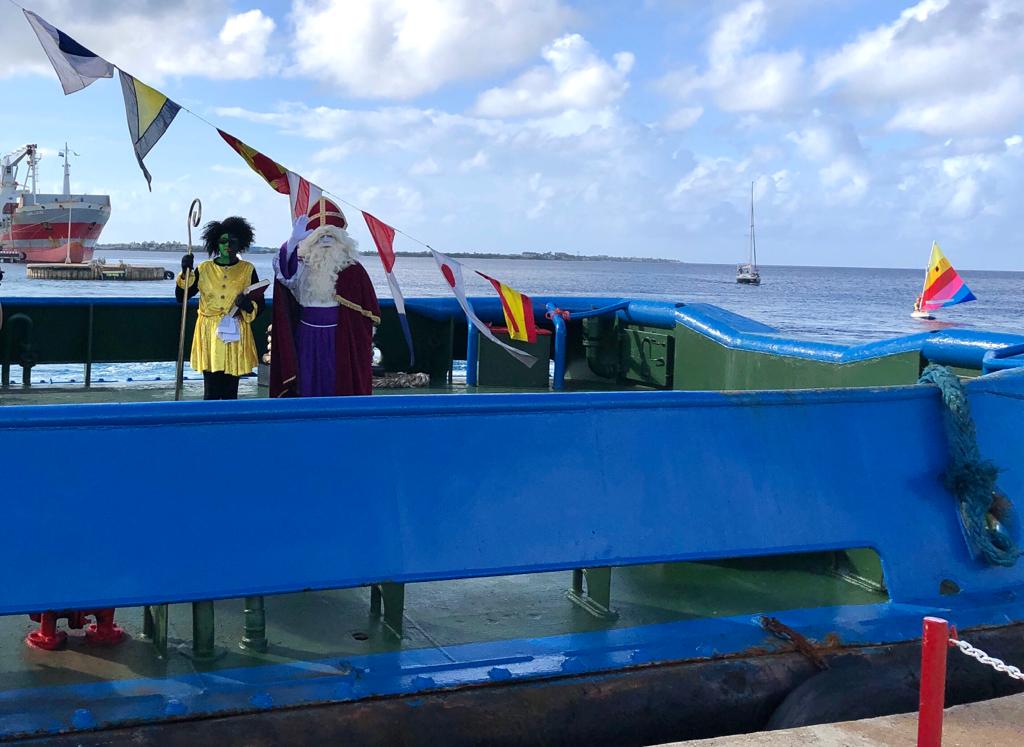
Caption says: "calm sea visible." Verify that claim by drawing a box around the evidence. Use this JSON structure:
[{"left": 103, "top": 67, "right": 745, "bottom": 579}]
[{"left": 3, "top": 249, "right": 1022, "bottom": 384}]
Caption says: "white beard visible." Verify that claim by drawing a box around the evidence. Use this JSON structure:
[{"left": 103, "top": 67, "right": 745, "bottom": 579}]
[{"left": 290, "top": 226, "right": 360, "bottom": 307}]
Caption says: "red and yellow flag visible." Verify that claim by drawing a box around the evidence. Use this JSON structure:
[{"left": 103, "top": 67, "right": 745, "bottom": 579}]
[
  {"left": 217, "top": 129, "right": 289, "bottom": 194},
  {"left": 477, "top": 272, "right": 537, "bottom": 343}
]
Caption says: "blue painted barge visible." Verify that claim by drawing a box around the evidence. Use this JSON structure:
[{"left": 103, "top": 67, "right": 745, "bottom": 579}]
[{"left": 0, "top": 294, "right": 1023, "bottom": 744}]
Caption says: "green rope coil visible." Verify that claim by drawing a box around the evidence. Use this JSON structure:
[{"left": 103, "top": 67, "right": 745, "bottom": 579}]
[{"left": 918, "top": 364, "right": 1019, "bottom": 567}]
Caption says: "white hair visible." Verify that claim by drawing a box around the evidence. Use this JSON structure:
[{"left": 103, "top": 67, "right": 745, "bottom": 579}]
[{"left": 295, "top": 226, "right": 360, "bottom": 304}]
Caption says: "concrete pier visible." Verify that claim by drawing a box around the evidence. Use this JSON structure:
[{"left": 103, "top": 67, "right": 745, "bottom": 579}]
[
  {"left": 667, "top": 691, "right": 1024, "bottom": 746},
  {"left": 26, "top": 262, "right": 170, "bottom": 280}
]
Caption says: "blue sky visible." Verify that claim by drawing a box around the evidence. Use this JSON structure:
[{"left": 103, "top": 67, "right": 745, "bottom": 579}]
[{"left": 1, "top": 0, "right": 1022, "bottom": 270}]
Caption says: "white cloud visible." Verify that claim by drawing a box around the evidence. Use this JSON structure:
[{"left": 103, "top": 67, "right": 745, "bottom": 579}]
[
  {"left": 669, "top": 157, "right": 748, "bottom": 201},
  {"left": 459, "top": 150, "right": 489, "bottom": 172},
  {"left": 662, "top": 106, "right": 704, "bottom": 131},
  {"left": 655, "top": 1, "right": 805, "bottom": 114},
  {"left": 410, "top": 157, "right": 441, "bottom": 176},
  {"left": 312, "top": 144, "right": 354, "bottom": 163},
  {"left": 526, "top": 172, "right": 556, "bottom": 219},
  {"left": 708, "top": 1, "right": 764, "bottom": 64},
  {"left": 357, "top": 184, "right": 425, "bottom": 220},
  {"left": 214, "top": 100, "right": 682, "bottom": 249},
  {"left": 215, "top": 101, "right": 629, "bottom": 153},
  {"left": 815, "top": 1, "right": 951, "bottom": 96},
  {"left": 938, "top": 153, "right": 994, "bottom": 218},
  {"left": 818, "top": 159, "right": 868, "bottom": 203},
  {"left": 290, "top": 0, "right": 572, "bottom": 99},
  {"left": 815, "top": 0, "right": 1024, "bottom": 136},
  {"left": 786, "top": 117, "right": 869, "bottom": 204},
  {"left": 204, "top": 10, "right": 279, "bottom": 79},
  {"left": 0, "top": 1, "right": 279, "bottom": 82},
  {"left": 473, "top": 34, "right": 633, "bottom": 118},
  {"left": 887, "top": 77, "right": 1024, "bottom": 137}
]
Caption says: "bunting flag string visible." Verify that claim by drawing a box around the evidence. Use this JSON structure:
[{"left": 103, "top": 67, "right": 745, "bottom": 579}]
[
  {"left": 19, "top": 5, "right": 544, "bottom": 369},
  {"left": 431, "top": 250, "right": 537, "bottom": 368},
  {"left": 118, "top": 71, "right": 180, "bottom": 191},
  {"left": 363, "top": 211, "right": 415, "bottom": 367},
  {"left": 218, "top": 130, "right": 326, "bottom": 221}
]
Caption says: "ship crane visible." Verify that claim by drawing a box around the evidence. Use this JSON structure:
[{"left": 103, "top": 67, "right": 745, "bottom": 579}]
[{"left": 1, "top": 144, "right": 39, "bottom": 203}]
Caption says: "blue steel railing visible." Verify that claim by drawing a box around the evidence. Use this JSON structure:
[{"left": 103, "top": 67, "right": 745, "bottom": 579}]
[
  {"left": 1, "top": 369, "right": 1023, "bottom": 614},
  {"left": 5, "top": 296, "right": 1024, "bottom": 390},
  {"left": 982, "top": 343, "right": 1024, "bottom": 374}
]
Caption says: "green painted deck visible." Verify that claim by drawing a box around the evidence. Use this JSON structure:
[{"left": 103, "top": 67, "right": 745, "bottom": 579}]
[{"left": 0, "top": 559, "right": 885, "bottom": 693}]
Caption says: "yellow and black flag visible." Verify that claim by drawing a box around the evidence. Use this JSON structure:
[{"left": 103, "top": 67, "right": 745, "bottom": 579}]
[{"left": 119, "top": 71, "right": 180, "bottom": 190}]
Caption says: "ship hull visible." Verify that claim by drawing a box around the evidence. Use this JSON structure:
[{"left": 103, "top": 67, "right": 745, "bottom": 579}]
[
  {"left": 35, "top": 623, "right": 1024, "bottom": 746},
  {"left": 0, "top": 195, "right": 110, "bottom": 263}
]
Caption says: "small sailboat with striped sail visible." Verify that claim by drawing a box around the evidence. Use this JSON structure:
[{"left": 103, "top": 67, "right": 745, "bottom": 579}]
[{"left": 911, "top": 241, "right": 976, "bottom": 320}]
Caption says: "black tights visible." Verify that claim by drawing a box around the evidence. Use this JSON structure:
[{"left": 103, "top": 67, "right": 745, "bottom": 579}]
[{"left": 203, "top": 371, "right": 240, "bottom": 400}]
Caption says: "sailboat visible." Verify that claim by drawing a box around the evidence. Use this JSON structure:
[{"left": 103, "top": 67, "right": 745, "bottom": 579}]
[
  {"left": 911, "top": 241, "right": 976, "bottom": 320},
  {"left": 736, "top": 182, "right": 760, "bottom": 285}
]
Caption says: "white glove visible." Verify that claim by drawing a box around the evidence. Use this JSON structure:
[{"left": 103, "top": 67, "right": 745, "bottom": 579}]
[{"left": 287, "top": 214, "right": 313, "bottom": 254}]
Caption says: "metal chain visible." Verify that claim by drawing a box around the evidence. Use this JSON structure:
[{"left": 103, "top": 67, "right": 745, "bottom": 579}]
[{"left": 951, "top": 638, "right": 1024, "bottom": 682}]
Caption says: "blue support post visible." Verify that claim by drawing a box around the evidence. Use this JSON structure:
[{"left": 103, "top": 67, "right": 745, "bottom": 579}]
[
  {"left": 465, "top": 314, "right": 479, "bottom": 387},
  {"left": 547, "top": 303, "right": 566, "bottom": 391}
]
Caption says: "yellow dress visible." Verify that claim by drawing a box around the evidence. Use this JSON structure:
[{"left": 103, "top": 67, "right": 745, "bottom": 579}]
[{"left": 177, "top": 259, "right": 259, "bottom": 376}]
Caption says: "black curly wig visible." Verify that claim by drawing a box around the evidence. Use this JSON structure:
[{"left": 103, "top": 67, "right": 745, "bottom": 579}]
[{"left": 201, "top": 216, "right": 255, "bottom": 257}]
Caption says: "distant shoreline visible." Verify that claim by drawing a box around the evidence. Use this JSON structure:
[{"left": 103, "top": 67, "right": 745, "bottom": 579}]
[{"left": 95, "top": 243, "right": 681, "bottom": 264}]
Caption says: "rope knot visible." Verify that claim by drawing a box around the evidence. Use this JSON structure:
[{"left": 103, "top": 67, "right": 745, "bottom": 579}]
[{"left": 943, "top": 460, "right": 999, "bottom": 498}]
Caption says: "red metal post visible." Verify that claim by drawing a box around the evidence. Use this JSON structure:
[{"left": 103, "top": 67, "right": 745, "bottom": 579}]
[{"left": 918, "top": 616, "right": 950, "bottom": 747}]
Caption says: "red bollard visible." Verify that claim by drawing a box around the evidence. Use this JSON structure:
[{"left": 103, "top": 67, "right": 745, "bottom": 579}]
[
  {"left": 85, "top": 608, "right": 125, "bottom": 645},
  {"left": 918, "top": 616, "right": 950, "bottom": 747},
  {"left": 26, "top": 612, "right": 68, "bottom": 650},
  {"left": 26, "top": 609, "right": 124, "bottom": 650}
]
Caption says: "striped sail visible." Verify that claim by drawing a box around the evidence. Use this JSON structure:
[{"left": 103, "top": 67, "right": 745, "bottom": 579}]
[{"left": 918, "top": 242, "right": 976, "bottom": 312}]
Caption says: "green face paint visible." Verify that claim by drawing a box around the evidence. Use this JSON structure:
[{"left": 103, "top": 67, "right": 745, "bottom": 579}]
[{"left": 216, "top": 234, "right": 231, "bottom": 263}]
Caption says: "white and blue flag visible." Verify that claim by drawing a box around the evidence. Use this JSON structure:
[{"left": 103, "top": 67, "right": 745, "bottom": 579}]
[{"left": 23, "top": 10, "right": 114, "bottom": 95}]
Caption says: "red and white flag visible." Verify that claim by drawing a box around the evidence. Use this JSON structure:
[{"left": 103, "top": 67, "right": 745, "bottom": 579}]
[
  {"left": 430, "top": 250, "right": 536, "bottom": 367},
  {"left": 363, "top": 210, "right": 414, "bottom": 367},
  {"left": 287, "top": 171, "right": 322, "bottom": 220}
]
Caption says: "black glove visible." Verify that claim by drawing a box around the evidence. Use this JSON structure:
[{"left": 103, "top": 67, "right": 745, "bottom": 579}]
[
  {"left": 181, "top": 254, "right": 194, "bottom": 271},
  {"left": 234, "top": 292, "right": 254, "bottom": 313}
]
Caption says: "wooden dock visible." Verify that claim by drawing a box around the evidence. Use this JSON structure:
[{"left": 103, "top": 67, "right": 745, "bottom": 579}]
[{"left": 26, "top": 262, "right": 172, "bottom": 281}]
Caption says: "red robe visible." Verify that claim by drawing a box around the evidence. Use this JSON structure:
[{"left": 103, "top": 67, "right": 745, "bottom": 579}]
[{"left": 270, "top": 263, "right": 380, "bottom": 397}]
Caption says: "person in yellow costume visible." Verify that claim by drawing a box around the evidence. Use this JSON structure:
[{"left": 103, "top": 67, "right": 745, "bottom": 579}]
[{"left": 175, "top": 216, "right": 263, "bottom": 400}]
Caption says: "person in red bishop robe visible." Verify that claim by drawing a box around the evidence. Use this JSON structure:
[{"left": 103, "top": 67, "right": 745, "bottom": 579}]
[{"left": 270, "top": 198, "right": 380, "bottom": 397}]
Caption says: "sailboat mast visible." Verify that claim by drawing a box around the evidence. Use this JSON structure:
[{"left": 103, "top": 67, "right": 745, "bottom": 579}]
[
  {"left": 749, "top": 181, "right": 757, "bottom": 269},
  {"left": 920, "top": 242, "right": 932, "bottom": 298}
]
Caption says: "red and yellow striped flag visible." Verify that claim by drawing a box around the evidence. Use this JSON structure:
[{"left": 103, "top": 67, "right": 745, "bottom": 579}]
[{"left": 477, "top": 272, "right": 537, "bottom": 343}]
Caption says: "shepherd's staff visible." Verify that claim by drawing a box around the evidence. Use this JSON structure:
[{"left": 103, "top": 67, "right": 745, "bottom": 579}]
[{"left": 174, "top": 199, "right": 202, "bottom": 401}]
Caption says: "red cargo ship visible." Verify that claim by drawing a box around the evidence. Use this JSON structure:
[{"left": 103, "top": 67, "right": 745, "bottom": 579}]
[{"left": 1, "top": 144, "right": 110, "bottom": 263}]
